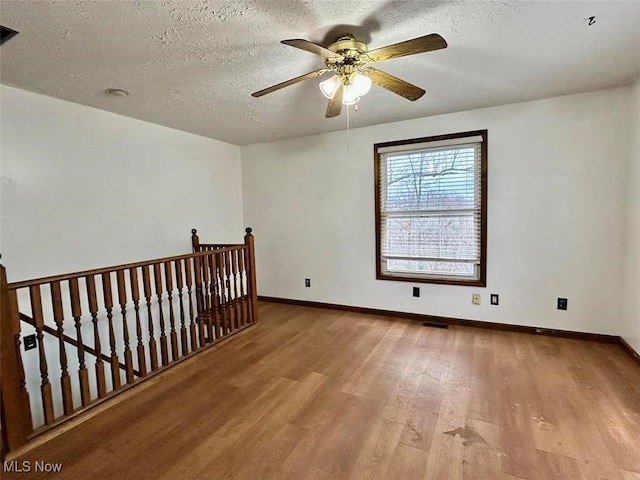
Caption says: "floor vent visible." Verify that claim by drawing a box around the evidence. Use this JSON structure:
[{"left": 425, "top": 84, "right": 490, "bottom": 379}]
[
  {"left": 1, "top": 25, "right": 19, "bottom": 45},
  {"left": 422, "top": 321, "right": 448, "bottom": 329}
]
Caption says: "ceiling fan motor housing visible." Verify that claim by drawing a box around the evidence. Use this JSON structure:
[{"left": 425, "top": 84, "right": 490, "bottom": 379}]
[
  {"left": 327, "top": 34, "right": 368, "bottom": 56},
  {"left": 326, "top": 34, "right": 369, "bottom": 77}
]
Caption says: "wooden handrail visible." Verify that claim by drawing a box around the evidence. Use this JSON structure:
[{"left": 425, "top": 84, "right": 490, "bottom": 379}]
[
  {"left": 198, "top": 244, "right": 242, "bottom": 249},
  {"left": 191, "top": 229, "right": 242, "bottom": 252},
  {"left": 7, "top": 246, "right": 247, "bottom": 290},
  {"left": 199, "top": 244, "right": 242, "bottom": 247},
  {"left": 19, "top": 313, "right": 141, "bottom": 376}
]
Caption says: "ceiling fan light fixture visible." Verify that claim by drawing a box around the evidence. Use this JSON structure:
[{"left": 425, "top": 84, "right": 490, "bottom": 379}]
[
  {"left": 319, "top": 75, "right": 341, "bottom": 99},
  {"left": 351, "top": 73, "right": 372, "bottom": 96},
  {"left": 341, "top": 84, "right": 360, "bottom": 105}
]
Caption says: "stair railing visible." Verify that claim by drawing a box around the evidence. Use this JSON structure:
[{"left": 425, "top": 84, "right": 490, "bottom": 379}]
[{"left": 0, "top": 229, "right": 257, "bottom": 458}]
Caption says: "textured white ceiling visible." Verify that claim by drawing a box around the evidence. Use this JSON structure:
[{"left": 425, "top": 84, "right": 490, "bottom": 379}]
[{"left": 1, "top": 1, "right": 639, "bottom": 146}]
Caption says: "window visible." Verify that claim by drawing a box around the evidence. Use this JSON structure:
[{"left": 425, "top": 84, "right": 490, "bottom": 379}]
[{"left": 374, "top": 130, "right": 487, "bottom": 286}]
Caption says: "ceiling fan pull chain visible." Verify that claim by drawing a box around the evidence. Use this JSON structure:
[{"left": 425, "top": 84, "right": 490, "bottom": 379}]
[{"left": 346, "top": 104, "right": 351, "bottom": 155}]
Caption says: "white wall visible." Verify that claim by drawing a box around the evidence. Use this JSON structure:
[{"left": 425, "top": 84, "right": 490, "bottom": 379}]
[
  {"left": 622, "top": 80, "right": 640, "bottom": 351},
  {"left": 242, "top": 87, "right": 632, "bottom": 336},
  {"left": 1, "top": 85, "right": 246, "bottom": 427},
  {"left": 1, "top": 85, "right": 245, "bottom": 282}
]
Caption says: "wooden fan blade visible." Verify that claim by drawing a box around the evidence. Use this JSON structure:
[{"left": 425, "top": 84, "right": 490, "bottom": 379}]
[
  {"left": 326, "top": 83, "right": 344, "bottom": 118},
  {"left": 281, "top": 39, "right": 340, "bottom": 59},
  {"left": 365, "top": 34, "right": 447, "bottom": 63},
  {"left": 252, "top": 69, "right": 329, "bottom": 97},
  {"left": 367, "top": 68, "right": 425, "bottom": 101}
]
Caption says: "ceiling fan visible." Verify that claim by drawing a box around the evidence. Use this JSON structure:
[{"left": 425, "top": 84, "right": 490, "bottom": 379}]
[{"left": 251, "top": 33, "right": 447, "bottom": 118}]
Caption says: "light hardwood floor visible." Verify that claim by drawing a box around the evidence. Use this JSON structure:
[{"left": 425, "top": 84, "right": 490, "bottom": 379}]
[{"left": 4, "top": 301, "right": 640, "bottom": 480}]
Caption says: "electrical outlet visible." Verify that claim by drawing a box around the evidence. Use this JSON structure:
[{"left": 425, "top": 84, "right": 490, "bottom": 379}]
[
  {"left": 305, "top": 278, "right": 311, "bottom": 288},
  {"left": 557, "top": 297, "right": 567, "bottom": 310},
  {"left": 490, "top": 294, "right": 499, "bottom": 305},
  {"left": 23, "top": 334, "right": 37, "bottom": 351},
  {"left": 472, "top": 293, "right": 481, "bottom": 305},
  {"left": 413, "top": 287, "right": 420, "bottom": 298}
]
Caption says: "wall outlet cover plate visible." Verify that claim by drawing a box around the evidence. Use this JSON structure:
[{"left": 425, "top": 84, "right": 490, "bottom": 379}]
[{"left": 24, "top": 334, "right": 37, "bottom": 351}]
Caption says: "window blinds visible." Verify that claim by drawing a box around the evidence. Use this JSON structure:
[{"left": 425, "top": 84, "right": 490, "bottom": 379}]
[{"left": 378, "top": 136, "right": 483, "bottom": 278}]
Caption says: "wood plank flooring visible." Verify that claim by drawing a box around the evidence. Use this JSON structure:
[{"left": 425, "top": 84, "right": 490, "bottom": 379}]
[{"left": 4, "top": 301, "right": 640, "bottom": 480}]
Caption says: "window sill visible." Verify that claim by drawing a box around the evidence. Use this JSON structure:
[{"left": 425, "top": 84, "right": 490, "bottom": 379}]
[{"left": 376, "top": 272, "right": 486, "bottom": 287}]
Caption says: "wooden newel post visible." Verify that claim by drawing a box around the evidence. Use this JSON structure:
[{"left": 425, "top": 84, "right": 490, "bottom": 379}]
[
  {"left": 191, "top": 228, "right": 200, "bottom": 253},
  {"left": 0, "top": 262, "right": 33, "bottom": 457},
  {"left": 244, "top": 228, "right": 259, "bottom": 324}
]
